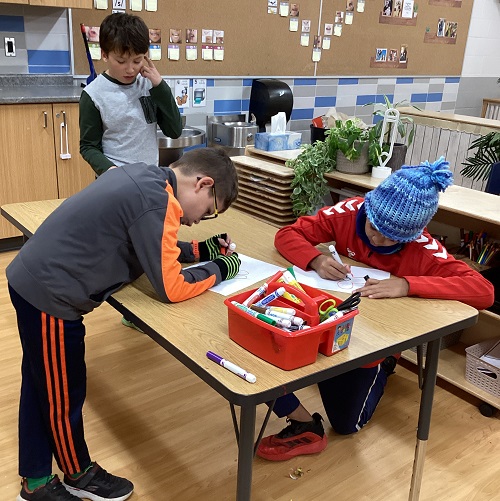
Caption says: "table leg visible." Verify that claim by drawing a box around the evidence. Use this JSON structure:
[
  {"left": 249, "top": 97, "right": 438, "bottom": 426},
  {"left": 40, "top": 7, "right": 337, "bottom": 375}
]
[
  {"left": 408, "top": 337, "right": 441, "bottom": 501},
  {"left": 236, "top": 404, "right": 257, "bottom": 501}
]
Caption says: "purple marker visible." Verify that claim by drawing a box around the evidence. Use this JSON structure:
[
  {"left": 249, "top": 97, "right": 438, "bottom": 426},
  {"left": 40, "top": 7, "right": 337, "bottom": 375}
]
[{"left": 206, "top": 351, "right": 256, "bottom": 383}]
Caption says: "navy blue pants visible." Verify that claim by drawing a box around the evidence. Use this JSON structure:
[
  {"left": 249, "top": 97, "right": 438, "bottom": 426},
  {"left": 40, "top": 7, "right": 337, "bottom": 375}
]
[
  {"left": 271, "top": 364, "right": 388, "bottom": 434},
  {"left": 9, "top": 285, "right": 91, "bottom": 478}
]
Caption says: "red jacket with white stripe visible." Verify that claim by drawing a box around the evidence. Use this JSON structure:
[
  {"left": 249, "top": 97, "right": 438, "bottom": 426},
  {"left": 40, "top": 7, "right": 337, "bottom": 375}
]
[{"left": 275, "top": 197, "right": 494, "bottom": 311}]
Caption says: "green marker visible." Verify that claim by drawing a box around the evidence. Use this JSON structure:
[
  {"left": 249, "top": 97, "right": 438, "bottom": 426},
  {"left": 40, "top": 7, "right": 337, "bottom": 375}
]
[{"left": 232, "top": 301, "right": 277, "bottom": 326}]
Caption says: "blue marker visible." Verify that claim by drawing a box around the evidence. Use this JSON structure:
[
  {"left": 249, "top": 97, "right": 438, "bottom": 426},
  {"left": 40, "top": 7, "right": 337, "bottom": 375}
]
[{"left": 254, "top": 287, "right": 286, "bottom": 308}]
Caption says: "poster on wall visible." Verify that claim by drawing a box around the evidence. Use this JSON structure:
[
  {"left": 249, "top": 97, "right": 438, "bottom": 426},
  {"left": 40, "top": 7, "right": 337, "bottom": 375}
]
[
  {"left": 192, "top": 78, "right": 207, "bottom": 107},
  {"left": 175, "top": 79, "right": 190, "bottom": 108}
]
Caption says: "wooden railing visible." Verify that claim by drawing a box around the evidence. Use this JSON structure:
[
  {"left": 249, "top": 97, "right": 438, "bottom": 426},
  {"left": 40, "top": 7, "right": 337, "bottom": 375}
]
[
  {"left": 481, "top": 98, "right": 500, "bottom": 120},
  {"left": 396, "top": 108, "right": 500, "bottom": 192}
]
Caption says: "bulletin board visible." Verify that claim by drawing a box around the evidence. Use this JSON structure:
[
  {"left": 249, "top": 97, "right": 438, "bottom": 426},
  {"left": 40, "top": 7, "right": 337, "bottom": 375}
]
[
  {"left": 71, "top": 0, "right": 321, "bottom": 77},
  {"left": 71, "top": 0, "right": 472, "bottom": 77}
]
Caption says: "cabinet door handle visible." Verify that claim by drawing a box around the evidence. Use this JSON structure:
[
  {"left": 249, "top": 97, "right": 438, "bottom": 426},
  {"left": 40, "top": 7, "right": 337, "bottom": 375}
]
[
  {"left": 59, "top": 110, "right": 71, "bottom": 160},
  {"left": 43, "top": 111, "right": 48, "bottom": 128}
]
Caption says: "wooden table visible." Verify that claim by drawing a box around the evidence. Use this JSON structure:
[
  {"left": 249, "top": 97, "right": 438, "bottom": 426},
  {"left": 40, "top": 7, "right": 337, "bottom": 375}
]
[{"left": 1, "top": 200, "right": 479, "bottom": 501}]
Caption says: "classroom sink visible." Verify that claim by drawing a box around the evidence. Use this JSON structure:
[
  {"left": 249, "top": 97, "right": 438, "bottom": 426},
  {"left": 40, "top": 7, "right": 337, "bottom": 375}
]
[{"left": 157, "top": 126, "right": 206, "bottom": 166}]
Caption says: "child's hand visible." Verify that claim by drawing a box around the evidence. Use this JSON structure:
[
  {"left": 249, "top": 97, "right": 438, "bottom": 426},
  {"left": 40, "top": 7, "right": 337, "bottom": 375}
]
[
  {"left": 140, "top": 56, "right": 162, "bottom": 87},
  {"left": 310, "top": 254, "right": 351, "bottom": 281},
  {"left": 212, "top": 253, "right": 241, "bottom": 281},
  {"left": 355, "top": 277, "right": 409, "bottom": 299},
  {"left": 198, "top": 234, "right": 233, "bottom": 261}
]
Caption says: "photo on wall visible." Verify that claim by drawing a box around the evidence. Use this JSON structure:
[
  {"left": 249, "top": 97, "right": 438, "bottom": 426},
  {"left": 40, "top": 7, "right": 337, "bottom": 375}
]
[
  {"left": 437, "top": 18, "right": 446, "bottom": 37},
  {"left": 382, "top": 0, "right": 392, "bottom": 16},
  {"left": 399, "top": 44, "right": 408, "bottom": 63},
  {"left": 375, "top": 47, "right": 387, "bottom": 61}
]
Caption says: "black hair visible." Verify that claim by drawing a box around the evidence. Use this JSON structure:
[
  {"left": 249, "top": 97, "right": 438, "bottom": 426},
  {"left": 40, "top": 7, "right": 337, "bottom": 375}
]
[
  {"left": 99, "top": 13, "right": 149, "bottom": 56},
  {"left": 171, "top": 148, "right": 239, "bottom": 211}
]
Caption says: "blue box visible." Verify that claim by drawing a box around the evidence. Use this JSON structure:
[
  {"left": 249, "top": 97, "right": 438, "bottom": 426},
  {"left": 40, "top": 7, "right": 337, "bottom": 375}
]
[{"left": 255, "top": 132, "right": 301, "bottom": 151}]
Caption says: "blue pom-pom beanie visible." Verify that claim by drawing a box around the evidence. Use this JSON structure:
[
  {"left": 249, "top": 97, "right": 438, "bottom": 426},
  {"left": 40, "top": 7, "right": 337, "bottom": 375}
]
[{"left": 364, "top": 156, "right": 453, "bottom": 243}]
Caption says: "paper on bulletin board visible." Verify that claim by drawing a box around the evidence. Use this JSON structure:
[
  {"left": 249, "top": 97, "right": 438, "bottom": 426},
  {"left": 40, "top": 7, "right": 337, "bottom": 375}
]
[
  {"left": 312, "top": 48, "right": 321, "bottom": 62},
  {"left": 292, "top": 266, "right": 390, "bottom": 293},
  {"left": 213, "top": 46, "right": 224, "bottom": 61},
  {"left": 89, "top": 43, "right": 101, "bottom": 60},
  {"left": 186, "top": 45, "right": 198, "bottom": 61},
  {"left": 322, "top": 36, "right": 331, "bottom": 50},
  {"left": 345, "top": 12, "right": 353, "bottom": 25},
  {"left": 202, "top": 45, "right": 213, "bottom": 60},
  {"left": 149, "top": 45, "right": 161, "bottom": 60},
  {"left": 279, "top": 2, "right": 289, "bottom": 16},
  {"left": 184, "top": 254, "right": 283, "bottom": 296},
  {"left": 192, "top": 78, "right": 207, "bottom": 107},
  {"left": 95, "top": 0, "right": 108, "bottom": 9},
  {"left": 167, "top": 45, "right": 180, "bottom": 61},
  {"left": 300, "top": 33, "right": 310, "bottom": 46},
  {"left": 130, "top": 0, "right": 142, "bottom": 11},
  {"left": 289, "top": 17, "right": 299, "bottom": 31},
  {"left": 145, "top": 0, "right": 157, "bottom": 11},
  {"left": 357, "top": 0, "right": 365, "bottom": 12},
  {"left": 112, "top": 0, "right": 125, "bottom": 8}
]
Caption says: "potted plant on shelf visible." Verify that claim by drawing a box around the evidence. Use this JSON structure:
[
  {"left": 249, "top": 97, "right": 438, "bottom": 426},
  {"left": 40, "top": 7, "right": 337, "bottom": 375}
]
[
  {"left": 287, "top": 118, "right": 380, "bottom": 217},
  {"left": 460, "top": 131, "right": 500, "bottom": 186},
  {"left": 365, "top": 95, "right": 421, "bottom": 171}
]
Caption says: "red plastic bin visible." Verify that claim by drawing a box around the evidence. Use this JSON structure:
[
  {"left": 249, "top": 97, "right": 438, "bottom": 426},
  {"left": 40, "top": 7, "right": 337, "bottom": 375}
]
[{"left": 224, "top": 282, "right": 358, "bottom": 370}]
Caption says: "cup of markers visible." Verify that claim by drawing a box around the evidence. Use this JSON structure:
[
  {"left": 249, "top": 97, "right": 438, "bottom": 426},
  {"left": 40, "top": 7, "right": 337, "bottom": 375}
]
[{"left": 224, "top": 269, "right": 359, "bottom": 370}]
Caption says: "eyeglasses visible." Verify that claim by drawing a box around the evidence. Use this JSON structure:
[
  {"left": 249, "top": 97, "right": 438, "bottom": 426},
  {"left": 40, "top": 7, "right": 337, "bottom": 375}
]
[{"left": 200, "top": 179, "right": 218, "bottom": 220}]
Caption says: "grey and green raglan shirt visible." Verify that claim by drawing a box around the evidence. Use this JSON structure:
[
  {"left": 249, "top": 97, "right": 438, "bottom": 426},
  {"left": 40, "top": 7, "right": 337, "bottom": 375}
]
[
  {"left": 6, "top": 164, "right": 224, "bottom": 321},
  {"left": 79, "top": 73, "right": 182, "bottom": 176}
]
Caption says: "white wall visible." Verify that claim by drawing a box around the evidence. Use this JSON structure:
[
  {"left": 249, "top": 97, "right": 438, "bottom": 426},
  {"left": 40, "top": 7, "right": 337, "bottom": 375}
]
[{"left": 462, "top": 0, "right": 500, "bottom": 77}]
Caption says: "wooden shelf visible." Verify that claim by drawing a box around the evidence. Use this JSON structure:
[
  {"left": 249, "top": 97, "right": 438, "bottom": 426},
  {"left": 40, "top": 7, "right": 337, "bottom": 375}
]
[
  {"left": 424, "top": 32, "right": 457, "bottom": 44},
  {"left": 402, "top": 342, "right": 500, "bottom": 410},
  {"left": 379, "top": 13, "right": 417, "bottom": 26},
  {"left": 370, "top": 57, "right": 408, "bottom": 69},
  {"left": 429, "top": 0, "right": 462, "bottom": 7}
]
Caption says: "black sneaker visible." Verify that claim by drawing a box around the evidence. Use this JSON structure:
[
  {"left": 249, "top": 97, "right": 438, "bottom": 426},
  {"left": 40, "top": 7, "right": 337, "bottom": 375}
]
[
  {"left": 256, "top": 412, "right": 327, "bottom": 461},
  {"left": 17, "top": 475, "right": 80, "bottom": 501},
  {"left": 381, "top": 355, "right": 398, "bottom": 376},
  {"left": 62, "top": 463, "right": 133, "bottom": 501}
]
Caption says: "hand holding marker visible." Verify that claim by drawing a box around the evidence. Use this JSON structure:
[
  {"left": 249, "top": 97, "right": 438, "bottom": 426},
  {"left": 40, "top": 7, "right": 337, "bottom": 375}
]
[{"left": 328, "top": 244, "right": 352, "bottom": 280}]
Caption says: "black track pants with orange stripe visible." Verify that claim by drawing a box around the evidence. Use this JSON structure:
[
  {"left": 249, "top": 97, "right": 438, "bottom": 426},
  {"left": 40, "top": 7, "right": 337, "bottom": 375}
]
[{"left": 9, "top": 285, "right": 91, "bottom": 478}]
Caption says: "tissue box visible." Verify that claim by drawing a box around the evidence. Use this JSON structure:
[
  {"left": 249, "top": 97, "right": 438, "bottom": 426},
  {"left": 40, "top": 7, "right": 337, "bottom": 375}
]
[
  {"left": 287, "top": 132, "right": 302, "bottom": 150},
  {"left": 255, "top": 132, "right": 302, "bottom": 151}
]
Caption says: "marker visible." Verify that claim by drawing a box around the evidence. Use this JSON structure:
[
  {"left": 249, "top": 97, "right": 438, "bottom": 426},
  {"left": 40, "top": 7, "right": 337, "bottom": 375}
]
[
  {"left": 320, "top": 308, "right": 356, "bottom": 324},
  {"left": 364, "top": 275, "right": 370, "bottom": 282},
  {"left": 255, "top": 287, "right": 286, "bottom": 308},
  {"left": 232, "top": 302, "right": 277, "bottom": 326},
  {"left": 243, "top": 282, "right": 268, "bottom": 307},
  {"left": 229, "top": 242, "right": 237, "bottom": 251},
  {"left": 328, "top": 244, "right": 351, "bottom": 280},
  {"left": 206, "top": 351, "right": 256, "bottom": 383},
  {"left": 282, "top": 270, "right": 307, "bottom": 293}
]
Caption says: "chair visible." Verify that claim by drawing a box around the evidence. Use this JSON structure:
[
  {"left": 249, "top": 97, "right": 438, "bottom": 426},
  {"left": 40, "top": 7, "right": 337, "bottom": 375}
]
[{"left": 485, "top": 161, "right": 500, "bottom": 195}]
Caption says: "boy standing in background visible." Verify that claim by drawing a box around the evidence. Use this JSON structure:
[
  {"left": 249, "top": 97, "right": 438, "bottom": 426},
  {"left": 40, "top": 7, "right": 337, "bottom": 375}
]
[
  {"left": 79, "top": 12, "right": 182, "bottom": 176},
  {"left": 257, "top": 158, "right": 494, "bottom": 461},
  {"left": 8, "top": 148, "right": 241, "bottom": 501}
]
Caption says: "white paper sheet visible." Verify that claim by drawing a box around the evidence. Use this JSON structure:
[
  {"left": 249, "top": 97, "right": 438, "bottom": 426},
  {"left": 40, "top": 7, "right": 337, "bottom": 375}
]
[
  {"left": 185, "top": 254, "right": 283, "bottom": 296},
  {"left": 292, "top": 266, "right": 390, "bottom": 293}
]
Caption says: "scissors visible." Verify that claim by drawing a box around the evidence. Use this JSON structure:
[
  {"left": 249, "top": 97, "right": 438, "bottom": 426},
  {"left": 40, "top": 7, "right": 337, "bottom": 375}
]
[
  {"left": 336, "top": 292, "right": 361, "bottom": 312},
  {"left": 318, "top": 298, "right": 338, "bottom": 321}
]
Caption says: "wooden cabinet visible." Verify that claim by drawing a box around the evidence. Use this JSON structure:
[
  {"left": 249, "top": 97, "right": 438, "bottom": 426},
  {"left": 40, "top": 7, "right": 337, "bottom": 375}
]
[
  {"left": 52, "top": 104, "right": 96, "bottom": 199},
  {"left": 0, "top": 103, "right": 94, "bottom": 239}
]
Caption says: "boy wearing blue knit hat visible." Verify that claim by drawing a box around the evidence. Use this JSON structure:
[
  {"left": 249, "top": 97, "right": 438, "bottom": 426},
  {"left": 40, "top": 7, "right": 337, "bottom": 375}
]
[{"left": 257, "top": 157, "right": 495, "bottom": 461}]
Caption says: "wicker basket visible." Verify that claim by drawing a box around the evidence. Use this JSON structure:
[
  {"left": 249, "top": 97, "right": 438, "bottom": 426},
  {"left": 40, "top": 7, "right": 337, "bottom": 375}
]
[
  {"left": 465, "top": 339, "right": 500, "bottom": 398},
  {"left": 336, "top": 141, "right": 369, "bottom": 174}
]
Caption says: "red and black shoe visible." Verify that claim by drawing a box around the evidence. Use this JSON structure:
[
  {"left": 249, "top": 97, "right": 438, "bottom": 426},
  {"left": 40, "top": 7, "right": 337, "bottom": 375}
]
[{"left": 257, "top": 412, "right": 327, "bottom": 461}]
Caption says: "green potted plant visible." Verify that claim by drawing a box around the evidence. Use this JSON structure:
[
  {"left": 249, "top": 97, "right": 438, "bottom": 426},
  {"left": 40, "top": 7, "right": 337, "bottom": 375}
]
[
  {"left": 287, "top": 139, "right": 335, "bottom": 217},
  {"left": 365, "top": 95, "right": 421, "bottom": 171},
  {"left": 461, "top": 131, "right": 500, "bottom": 182},
  {"left": 288, "top": 118, "right": 379, "bottom": 216}
]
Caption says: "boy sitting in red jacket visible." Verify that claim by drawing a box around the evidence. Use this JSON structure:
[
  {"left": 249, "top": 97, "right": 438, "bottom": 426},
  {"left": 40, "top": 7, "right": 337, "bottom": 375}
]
[{"left": 257, "top": 157, "right": 494, "bottom": 461}]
